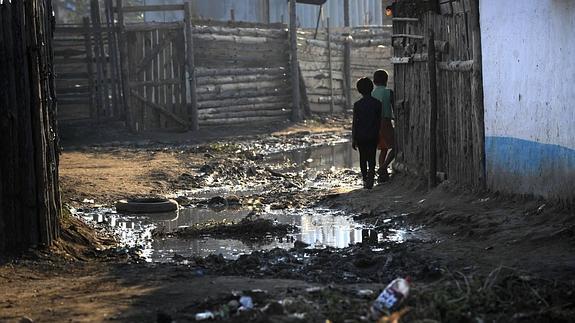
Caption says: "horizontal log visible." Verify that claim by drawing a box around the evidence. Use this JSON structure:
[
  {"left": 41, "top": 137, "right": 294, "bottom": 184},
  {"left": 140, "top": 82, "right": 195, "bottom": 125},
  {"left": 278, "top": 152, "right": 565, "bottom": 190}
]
[
  {"left": 199, "top": 109, "right": 290, "bottom": 120},
  {"left": 194, "top": 19, "right": 286, "bottom": 30},
  {"left": 197, "top": 95, "right": 291, "bottom": 109},
  {"left": 196, "top": 74, "right": 286, "bottom": 86},
  {"left": 392, "top": 33, "right": 424, "bottom": 40},
  {"left": 392, "top": 17, "right": 419, "bottom": 22},
  {"left": 124, "top": 22, "right": 183, "bottom": 32},
  {"left": 116, "top": 4, "right": 185, "bottom": 13},
  {"left": 192, "top": 25, "right": 287, "bottom": 39},
  {"left": 299, "top": 38, "right": 343, "bottom": 50},
  {"left": 352, "top": 39, "right": 391, "bottom": 47},
  {"left": 194, "top": 33, "right": 282, "bottom": 45},
  {"left": 199, "top": 115, "right": 288, "bottom": 126},
  {"left": 56, "top": 72, "right": 90, "bottom": 79},
  {"left": 438, "top": 60, "right": 474, "bottom": 72},
  {"left": 199, "top": 102, "right": 289, "bottom": 113},
  {"left": 196, "top": 80, "right": 288, "bottom": 95},
  {"left": 197, "top": 88, "right": 290, "bottom": 101},
  {"left": 195, "top": 67, "right": 287, "bottom": 77}
]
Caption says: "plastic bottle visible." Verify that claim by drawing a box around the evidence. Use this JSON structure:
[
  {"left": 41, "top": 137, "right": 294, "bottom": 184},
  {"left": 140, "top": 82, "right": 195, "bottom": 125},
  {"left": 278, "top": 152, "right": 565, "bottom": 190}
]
[{"left": 369, "top": 277, "right": 411, "bottom": 320}]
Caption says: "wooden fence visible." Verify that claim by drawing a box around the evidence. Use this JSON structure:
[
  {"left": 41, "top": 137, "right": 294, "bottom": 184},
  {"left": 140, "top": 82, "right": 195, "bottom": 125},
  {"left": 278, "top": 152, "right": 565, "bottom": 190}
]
[
  {"left": 0, "top": 0, "right": 61, "bottom": 253},
  {"left": 298, "top": 25, "right": 393, "bottom": 114},
  {"left": 112, "top": 2, "right": 292, "bottom": 131},
  {"left": 392, "top": 0, "right": 485, "bottom": 188},
  {"left": 54, "top": 0, "right": 122, "bottom": 122}
]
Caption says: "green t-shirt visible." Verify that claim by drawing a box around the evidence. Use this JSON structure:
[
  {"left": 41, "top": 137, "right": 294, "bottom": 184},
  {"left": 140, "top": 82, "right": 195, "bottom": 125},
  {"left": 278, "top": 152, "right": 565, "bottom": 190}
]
[{"left": 372, "top": 86, "right": 393, "bottom": 119}]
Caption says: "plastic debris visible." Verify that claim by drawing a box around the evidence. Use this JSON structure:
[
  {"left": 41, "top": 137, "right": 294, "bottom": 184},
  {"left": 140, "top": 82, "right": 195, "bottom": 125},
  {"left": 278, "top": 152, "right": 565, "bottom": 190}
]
[
  {"left": 239, "top": 296, "right": 254, "bottom": 310},
  {"left": 370, "top": 277, "right": 411, "bottom": 320},
  {"left": 377, "top": 307, "right": 410, "bottom": 323},
  {"left": 195, "top": 311, "right": 214, "bottom": 321}
]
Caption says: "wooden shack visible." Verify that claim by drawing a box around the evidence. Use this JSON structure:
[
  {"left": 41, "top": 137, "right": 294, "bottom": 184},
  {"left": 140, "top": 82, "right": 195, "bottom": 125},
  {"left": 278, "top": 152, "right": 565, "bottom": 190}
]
[
  {"left": 391, "top": 0, "right": 485, "bottom": 189},
  {"left": 0, "top": 0, "right": 61, "bottom": 254}
]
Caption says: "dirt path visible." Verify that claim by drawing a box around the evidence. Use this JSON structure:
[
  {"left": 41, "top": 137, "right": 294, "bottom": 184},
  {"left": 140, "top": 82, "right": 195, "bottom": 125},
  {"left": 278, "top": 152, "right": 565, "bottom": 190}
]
[{"left": 2, "top": 118, "right": 575, "bottom": 322}]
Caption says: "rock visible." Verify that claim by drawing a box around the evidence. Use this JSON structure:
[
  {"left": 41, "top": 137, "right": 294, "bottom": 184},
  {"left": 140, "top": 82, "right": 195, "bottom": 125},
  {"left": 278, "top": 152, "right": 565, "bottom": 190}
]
[
  {"left": 208, "top": 196, "right": 227, "bottom": 206},
  {"left": 226, "top": 195, "right": 241, "bottom": 206},
  {"left": 246, "top": 166, "right": 258, "bottom": 177},
  {"left": 199, "top": 164, "right": 213, "bottom": 173},
  {"left": 293, "top": 240, "right": 310, "bottom": 250},
  {"left": 204, "top": 153, "right": 215, "bottom": 158},
  {"left": 19, "top": 317, "right": 34, "bottom": 323},
  {"left": 262, "top": 301, "right": 285, "bottom": 316},
  {"left": 227, "top": 299, "right": 240, "bottom": 312}
]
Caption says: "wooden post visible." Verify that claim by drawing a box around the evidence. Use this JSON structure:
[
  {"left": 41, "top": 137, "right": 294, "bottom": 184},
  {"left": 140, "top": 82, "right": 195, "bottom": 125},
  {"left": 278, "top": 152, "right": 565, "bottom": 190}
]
[
  {"left": 313, "top": 4, "right": 323, "bottom": 39},
  {"left": 184, "top": 2, "right": 199, "bottom": 131},
  {"left": 91, "top": 0, "right": 110, "bottom": 118},
  {"left": 327, "top": 17, "right": 334, "bottom": 114},
  {"left": 343, "top": 0, "right": 352, "bottom": 114},
  {"left": 83, "top": 17, "right": 96, "bottom": 119},
  {"left": 289, "top": 0, "right": 301, "bottom": 121},
  {"left": 230, "top": 8, "right": 235, "bottom": 22},
  {"left": 298, "top": 65, "right": 311, "bottom": 117},
  {"left": 117, "top": 0, "right": 133, "bottom": 131},
  {"left": 427, "top": 29, "right": 438, "bottom": 188},
  {"left": 105, "top": 0, "right": 121, "bottom": 118},
  {"left": 344, "top": 0, "right": 350, "bottom": 27},
  {"left": 263, "top": 0, "right": 270, "bottom": 24},
  {"left": 470, "top": 0, "right": 486, "bottom": 189},
  {"left": 343, "top": 38, "right": 352, "bottom": 115}
]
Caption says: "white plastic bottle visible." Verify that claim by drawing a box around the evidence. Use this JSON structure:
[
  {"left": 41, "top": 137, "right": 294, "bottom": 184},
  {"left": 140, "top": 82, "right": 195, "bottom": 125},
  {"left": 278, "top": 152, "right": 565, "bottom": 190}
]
[{"left": 369, "top": 277, "right": 411, "bottom": 320}]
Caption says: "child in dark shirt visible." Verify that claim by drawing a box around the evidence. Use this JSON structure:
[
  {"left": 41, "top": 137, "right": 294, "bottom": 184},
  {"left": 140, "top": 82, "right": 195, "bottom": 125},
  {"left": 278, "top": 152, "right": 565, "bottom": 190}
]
[{"left": 352, "top": 77, "right": 382, "bottom": 189}]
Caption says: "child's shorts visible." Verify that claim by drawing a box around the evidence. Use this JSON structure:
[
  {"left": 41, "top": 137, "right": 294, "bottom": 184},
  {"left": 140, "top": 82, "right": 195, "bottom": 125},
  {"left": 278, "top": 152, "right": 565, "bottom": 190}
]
[{"left": 378, "top": 119, "right": 395, "bottom": 150}]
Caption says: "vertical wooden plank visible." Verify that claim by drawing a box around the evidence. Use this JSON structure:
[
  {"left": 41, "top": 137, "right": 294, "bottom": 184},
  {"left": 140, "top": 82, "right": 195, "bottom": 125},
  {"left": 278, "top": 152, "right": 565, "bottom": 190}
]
[
  {"left": 470, "top": 0, "right": 486, "bottom": 188},
  {"left": 158, "top": 28, "right": 166, "bottom": 128},
  {"left": 83, "top": 17, "right": 96, "bottom": 119},
  {"left": 428, "top": 29, "right": 438, "bottom": 188},
  {"left": 105, "top": 0, "right": 120, "bottom": 118},
  {"left": 117, "top": 0, "right": 134, "bottom": 131},
  {"left": 90, "top": 0, "right": 109, "bottom": 118},
  {"left": 343, "top": 36, "right": 352, "bottom": 114},
  {"left": 289, "top": 0, "right": 301, "bottom": 121},
  {"left": 327, "top": 17, "right": 334, "bottom": 114},
  {"left": 184, "top": 2, "right": 198, "bottom": 131},
  {"left": 144, "top": 30, "right": 153, "bottom": 129}
]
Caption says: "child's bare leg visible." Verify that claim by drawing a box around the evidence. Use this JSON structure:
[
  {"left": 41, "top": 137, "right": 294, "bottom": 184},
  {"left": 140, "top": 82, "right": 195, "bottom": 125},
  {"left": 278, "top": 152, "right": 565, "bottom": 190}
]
[
  {"left": 382, "top": 148, "right": 395, "bottom": 170},
  {"left": 378, "top": 149, "right": 387, "bottom": 171}
]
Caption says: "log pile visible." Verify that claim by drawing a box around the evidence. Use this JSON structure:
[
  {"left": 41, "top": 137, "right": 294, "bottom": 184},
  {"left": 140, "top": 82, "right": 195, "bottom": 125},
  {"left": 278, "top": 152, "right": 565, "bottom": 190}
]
[
  {"left": 192, "top": 24, "right": 292, "bottom": 126},
  {"left": 0, "top": 0, "right": 61, "bottom": 254},
  {"left": 297, "top": 27, "right": 393, "bottom": 113}
]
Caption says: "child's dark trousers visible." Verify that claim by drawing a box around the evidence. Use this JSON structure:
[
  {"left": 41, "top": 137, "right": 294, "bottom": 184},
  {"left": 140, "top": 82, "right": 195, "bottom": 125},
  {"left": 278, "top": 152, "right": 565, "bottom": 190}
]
[{"left": 358, "top": 142, "right": 378, "bottom": 180}]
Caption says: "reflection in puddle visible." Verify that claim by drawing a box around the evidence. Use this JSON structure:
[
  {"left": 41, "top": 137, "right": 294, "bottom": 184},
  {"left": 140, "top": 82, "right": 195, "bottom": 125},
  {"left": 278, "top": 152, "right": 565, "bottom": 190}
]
[
  {"left": 73, "top": 142, "right": 417, "bottom": 263},
  {"left": 152, "top": 207, "right": 377, "bottom": 261}
]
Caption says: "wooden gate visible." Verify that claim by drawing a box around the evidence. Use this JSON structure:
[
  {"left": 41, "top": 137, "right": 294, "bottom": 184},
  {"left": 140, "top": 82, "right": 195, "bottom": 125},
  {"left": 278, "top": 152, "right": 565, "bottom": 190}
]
[{"left": 124, "top": 23, "right": 189, "bottom": 131}]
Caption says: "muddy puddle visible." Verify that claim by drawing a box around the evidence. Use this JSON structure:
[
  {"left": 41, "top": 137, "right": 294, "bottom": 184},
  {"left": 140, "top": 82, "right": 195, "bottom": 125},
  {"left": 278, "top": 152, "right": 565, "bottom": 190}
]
[{"left": 72, "top": 141, "right": 419, "bottom": 263}]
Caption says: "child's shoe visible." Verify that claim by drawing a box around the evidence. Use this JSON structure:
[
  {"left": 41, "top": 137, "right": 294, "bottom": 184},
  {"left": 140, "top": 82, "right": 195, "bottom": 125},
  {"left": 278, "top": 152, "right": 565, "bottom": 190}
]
[{"left": 377, "top": 169, "right": 389, "bottom": 184}]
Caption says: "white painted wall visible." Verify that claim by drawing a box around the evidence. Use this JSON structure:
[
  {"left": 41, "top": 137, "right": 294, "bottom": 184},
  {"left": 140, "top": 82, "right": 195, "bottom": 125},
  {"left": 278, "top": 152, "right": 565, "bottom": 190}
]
[
  {"left": 481, "top": 0, "right": 575, "bottom": 149},
  {"left": 480, "top": 0, "right": 575, "bottom": 200}
]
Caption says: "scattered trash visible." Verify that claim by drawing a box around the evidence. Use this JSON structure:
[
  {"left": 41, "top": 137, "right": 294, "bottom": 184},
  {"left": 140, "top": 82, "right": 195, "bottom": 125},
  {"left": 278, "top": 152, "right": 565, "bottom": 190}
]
[
  {"left": 370, "top": 277, "right": 411, "bottom": 320},
  {"left": 377, "top": 307, "right": 411, "bottom": 323},
  {"left": 82, "top": 198, "right": 95, "bottom": 204},
  {"left": 194, "top": 311, "right": 214, "bottom": 321},
  {"left": 239, "top": 296, "right": 254, "bottom": 310},
  {"left": 356, "top": 289, "right": 375, "bottom": 298}
]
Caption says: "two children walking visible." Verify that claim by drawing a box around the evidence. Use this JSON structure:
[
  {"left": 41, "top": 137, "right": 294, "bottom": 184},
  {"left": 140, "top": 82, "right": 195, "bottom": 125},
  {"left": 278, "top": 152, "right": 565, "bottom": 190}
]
[{"left": 352, "top": 70, "right": 395, "bottom": 189}]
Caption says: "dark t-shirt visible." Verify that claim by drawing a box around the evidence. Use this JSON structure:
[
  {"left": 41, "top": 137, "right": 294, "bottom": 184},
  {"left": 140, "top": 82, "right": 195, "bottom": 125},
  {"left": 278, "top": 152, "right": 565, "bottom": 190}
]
[{"left": 352, "top": 96, "right": 382, "bottom": 144}]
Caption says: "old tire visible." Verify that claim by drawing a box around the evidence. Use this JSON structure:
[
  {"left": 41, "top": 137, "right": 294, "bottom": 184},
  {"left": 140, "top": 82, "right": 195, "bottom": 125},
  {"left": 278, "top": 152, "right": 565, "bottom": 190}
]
[{"left": 115, "top": 197, "right": 179, "bottom": 214}]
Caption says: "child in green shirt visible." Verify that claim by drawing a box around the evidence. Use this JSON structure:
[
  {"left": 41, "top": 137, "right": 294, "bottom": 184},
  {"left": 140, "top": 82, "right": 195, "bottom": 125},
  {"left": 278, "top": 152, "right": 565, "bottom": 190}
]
[{"left": 371, "top": 70, "right": 395, "bottom": 183}]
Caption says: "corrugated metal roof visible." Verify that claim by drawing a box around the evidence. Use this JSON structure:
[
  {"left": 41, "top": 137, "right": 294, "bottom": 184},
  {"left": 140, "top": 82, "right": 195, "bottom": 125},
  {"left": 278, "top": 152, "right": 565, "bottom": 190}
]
[{"left": 144, "top": 0, "right": 394, "bottom": 27}]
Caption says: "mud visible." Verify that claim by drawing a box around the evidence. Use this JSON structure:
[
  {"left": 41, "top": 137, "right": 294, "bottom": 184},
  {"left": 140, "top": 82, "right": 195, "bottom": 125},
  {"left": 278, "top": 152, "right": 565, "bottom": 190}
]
[{"left": 3, "top": 118, "right": 575, "bottom": 323}]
